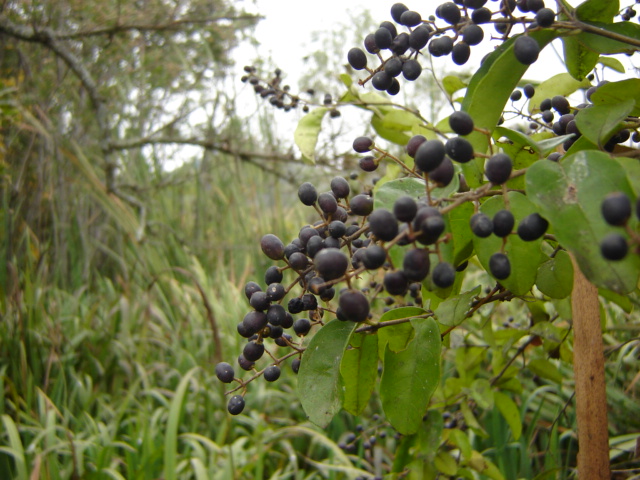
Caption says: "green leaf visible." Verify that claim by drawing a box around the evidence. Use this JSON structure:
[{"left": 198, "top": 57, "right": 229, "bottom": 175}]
[
  {"left": 461, "top": 30, "right": 559, "bottom": 186},
  {"left": 598, "top": 57, "right": 626, "bottom": 73},
  {"left": 378, "top": 306, "right": 425, "bottom": 354},
  {"left": 339, "top": 73, "right": 353, "bottom": 87},
  {"left": 435, "top": 451, "right": 459, "bottom": 476},
  {"left": 575, "top": 99, "right": 635, "bottom": 146},
  {"left": 536, "top": 249, "right": 574, "bottom": 299},
  {"left": 373, "top": 177, "right": 426, "bottom": 211},
  {"left": 494, "top": 391, "right": 523, "bottom": 441},
  {"left": 495, "top": 126, "right": 540, "bottom": 154},
  {"left": 435, "top": 286, "right": 481, "bottom": 327},
  {"left": 578, "top": 21, "right": 640, "bottom": 55},
  {"left": 448, "top": 428, "right": 472, "bottom": 460},
  {"left": 536, "top": 134, "right": 576, "bottom": 156},
  {"left": 371, "top": 114, "right": 411, "bottom": 145},
  {"left": 380, "top": 318, "right": 441, "bottom": 434},
  {"left": 474, "top": 192, "right": 544, "bottom": 295},
  {"left": 341, "top": 332, "right": 379, "bottom": 415},
  {"left": 598, "top": 287, "right": 633, "bottom": 313},
  {"left": 298, "top": 320, "right": 357, "bottom": 427},
  {"left": 590, "top": 79, "right": 640, "bottom": 116},
  {"left": 530, "top": 321, "right": 564, "bottom": 343},
  {"left": 440, "top": 201, "right": 475, "bottom": 267},
  {"left": 294, "top": 107, "right": 327, "bottom": 165},
  {"left": 526, "top": 151, "right": 640, "bottom": 293},
  {"left": 443, "top": 75, "right": 468, "bottom": 97},
  {"left": 528, "top": 73, "right": 592, "bottom": 113},
  {"left": 469, "top": 378, "right": 494, "bottom": 410},
  {"left": 381, "top": 110, "right": 424, "bottom": 131},
  {"left": 528, "top": 358, "right": 563, "bottom": 384},
  {"left": 575, "top": 0, "right": 619, "bottom": 22},
  {"left": 562, "top": 35, "right": 600, "bottom": 80}
]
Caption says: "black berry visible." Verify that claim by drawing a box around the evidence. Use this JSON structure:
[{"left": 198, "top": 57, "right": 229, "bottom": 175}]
[
  {"left": 432, "top": 262, "right": 456, "bottom": 288},
  {"left": 215, "top": 362, "right": 235, "bottom": 383},
  {"left": 227, "top": 395, "right": 245, "bottom": 415},
  {"left": 489, "top": 252, "right": 511, "bottom": 279},
  {"left": 263, "top": 365, "right": 281, "bottom": 382},
  {"left": 449, "top": 111, "right": 474, "bottom": 136},
  {"left": 513, "top": 35, "right": 540, "bottom": 65},
  {"left": 484, "top": 153, "right": 513, "bottom": 184},
  {"left": 600, "top": 233, "right": 628, "bottom": 260},
  {"left": 601, "top": 192, "right": 632, "bottom": 226},
  {"left": 470, "top": 213, "right": 494, "bottom": 238}
]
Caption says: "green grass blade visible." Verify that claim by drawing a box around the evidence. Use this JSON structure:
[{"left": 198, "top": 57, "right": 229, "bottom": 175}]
[{"left": 1, "top": 415, "right": 28, "bottom": 480}]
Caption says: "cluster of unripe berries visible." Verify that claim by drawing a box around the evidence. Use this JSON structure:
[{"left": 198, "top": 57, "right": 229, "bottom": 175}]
[
  {"left": 347, "top": 1, "right": 556, "bottom": 95},
  {"left": 600, "top": 192, "right": 640, "bottom": 261}
]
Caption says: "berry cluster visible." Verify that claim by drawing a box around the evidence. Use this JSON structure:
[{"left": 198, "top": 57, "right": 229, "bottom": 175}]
[
  {"left": 600, "top": 192, "right": 640, "bottom": 261},
  {"left": 346, "top": 1, "right": 556, "bottom": 95}
]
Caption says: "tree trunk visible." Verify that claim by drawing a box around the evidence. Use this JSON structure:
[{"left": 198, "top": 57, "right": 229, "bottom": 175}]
[{"left": 571, "top": 255, "right": 610, "bottom": 479}]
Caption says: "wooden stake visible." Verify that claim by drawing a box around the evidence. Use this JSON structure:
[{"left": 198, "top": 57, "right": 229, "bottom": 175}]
[{"left": 571, "top": 254, "right": 610, "bottom": 479}]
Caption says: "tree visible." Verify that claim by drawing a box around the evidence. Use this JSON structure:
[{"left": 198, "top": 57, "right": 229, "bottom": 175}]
[{"left": 217, "top": 0, "right": 640, "bottom": 478}]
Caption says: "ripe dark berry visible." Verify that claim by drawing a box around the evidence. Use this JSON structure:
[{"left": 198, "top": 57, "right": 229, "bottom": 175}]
[
  {"left": 432, "top": 262, "right": 456, "bottom": 288},
  {"left": 394, "top": 196, "right": 418, "bottom": 222},
  {"left": 328, "top": 220, "right": 347, "bottom": 239},
  {"left": 291, "top": 358, "right": 301, "bottom": 373},
  {"left": 391, "top": 33, "right": 411, "bottom": 56},
  {"left": 347, "top": 48, "right": 368, "bottom": 70},
  {"left": 243, "top": 341, "right": 265, "bottom": 362},
  {"left": 391, "top": 3, "right": 409, "bottom": 22},
  {"left": 517, "top": 213, "right": 549, "bottom": 241},
  {"left": 510, "top": 90, "right": 523, "bottom": 101},
  {"left": 400, "top": 10, "right": 422, "bottom": 27},
  {"left": 369, "top": 209, "right": 399, "bottom": 241},
  {"left": 452, "top": 42, "right": 471, "bottom": 65},
  {"left": 387, "top": 78, "right": 401, "bottom": 95},
  {"left": 489, "top": 252, "right": 511, "bottom": 279},
  {"left": 429, "top": 36, "right": 454, "bottom": 57},
  {"left": 244, "top": 281, "right": 262, "bottom": 301},
  {"left": 465, "top": 0, "right": 488, "bottom": 7},
  {"left": 600, "top": 233, "right": 628, "bottom": 260},
  {"left": 406, "top": 135, "right": 427, "bottom": 158},
  {"left": 601, "top": 192, "right": 632, "bottom": 226},
  {"left": 380, "top": 21, "right": 398, "bottom": 39},
  {"left": 266, "top": 283, "right": 286, "bottom": 302},
  {"left": 353, "top": 136, "right": 374, "bottom": 153},
  {"left": 415, "top": 139, "right": 446, "bottom": 172},
  {"left": 523, "top": 83, "right": 535, "bottom": 98},
  {"left": 462, "top": 24, "right": 484, "bottom": 45},
  {"left": 493, "top": 209, "right": 514, "bottom": 237},
  {"left": 384, "top": 271, "right": 409, "bottom": 296},
  {"left": 266, "top": 304, "right": 287, "bottom": 326},
  {"left": 470, "top": 213, "right": 494, "bottom": 238},
  {"left": 374, "top": 27, "right": 393, "bottom": 49},
  {"left": 402, "top": 59, "right": 422, "bottom": 81},
  {"left": 301, "top": 293, "right": 317, "bottom": 311},
  {"left": 384, "top": 57, "right": 404, "bottom": 77},
  {"left": 484, "top": 153, "right": 513, "bottom": 184},
  {"left": 288, "top": 297, "right": 304, "bottom": 314},
  {"left": 536, "top": 7, "right": 555, "bottom": 27},
  {"left": 449, "top": 111, "right": 474, "bottom": 136},
  {"left": 364, "top": 34, "right": 379, "bottom": 54},
  {"left": 372, "top": 71, "right": 393, "bottom": 91},
  {"left": 288, "top": 252, "right": 309, "bottom": 271},
  {"left": 306, "top": 236, "right": 325, "bottom": 258},
  {"left": 238, "top": 354, "right": 255, "bottom": 371},
  {"left": 249, "top": 291, "right": 270, "bottom": 311},
  {"left": 359, "top": 155, "right": 378, "bottom": 172},
  {"left": 410, "top": 25, "right": 432, "bottom": 50},
  {"left": 293, "top": 318, "right": 312, "bottom": 336},
  {"left": 350, "top": 194, "right": 374, "bottom": 216},
  {"left": 215, "top": 362, "right": 235, "bottom": 383},
  {"left": 362, "top": 245, "right": 388, "bottom": 270},
  {"left": 227, "top": 395, "right": 245, "bottom": 415},
  {"left": 472, "top": 7, "right": 492, "bottom": 23},
  {"left": 318, "top": 192, "right": 338, "bottom": 214},
  {"left": 243, "top": 310, "right": 268, "bottom": 334},
  {"left": 438, "top": 2, "right": 462, "bottom": 24},
  {"left": 551, "top": 95, "right": 570, "bottom": 115},
  {"left": 265, "top": 266, "right": 283, "bottom": 285},
  {"left": 403, "top": 248, "right": 430, "bottom": 281},
  {"left": 429, "top": 157, "right": 455, "bottom": 187},
  {"left": 263, "top": 365, "right": 281, "bottom": 382},
  {"left": 527, "top": 0, "right": 544, "bottom": 12},
  {"left": 513, "top": 35, "right": 540, "bottom": 65},
  {"left": 261, "top": 234, "right": 285, "bottom": 261},
  {"left": 339, "top": 289, "right": 370, "bottom": 322},
  {"left": 314, "top": 248, "right": 349, "bottom": 280},
  {"left": 445, "top": 136, "right": 475, "bottom": 163},
  {"left": 298, "top": 182, "right": 318, "bottom": 206}
]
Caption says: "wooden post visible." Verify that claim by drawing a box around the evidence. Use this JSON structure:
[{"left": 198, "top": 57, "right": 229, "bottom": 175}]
[{"left": 571, "top": 255, "right": 610, "bottom": 479}]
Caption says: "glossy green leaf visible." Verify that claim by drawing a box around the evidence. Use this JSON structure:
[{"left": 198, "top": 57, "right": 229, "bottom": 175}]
[
  {"left": 461, "top": 30, "right": 558, "bottom": 187},
  {"left": 381, "top": 110, "right": 424, "bottom": 131},
  {"left": 417, "top": 409, "right": 444, "bottom": 462},
  {"left": 590, "top": 79, "right": 640, "bottom": 116},
  {"left": 341, "top": 332, "right": 379, "bottom": 415},
  {"left": 495, "top": 126, "right": 540, "bottom": 154},
  {"left": 378, "top": 306, "right": 426, "bottom": 354},
  {"left": 443, "top": 75, "right": 467, "bottom": 97},
  {"left": 578, "top": 21, "right": 640, "bottom": 55},
  {"left": 474, "top": 192, "right": 544, "bottom": 295},
  {"left": 537, "top": 134, "right": 576, "bottom": 156},
  {"left": 435, "top": 286, "right": 481, "bottom": 327},
  {"left": 494, "top": 391, "right": 523, "bottom": 440},
  {"left": 598, "top": 56, "right": 625, "bottom": 73},
  {"left": 526, "top": 151, "right": 640, "bottom": 293},
  {"left": 536, "top": 249, "right": 574, "bottom": 299},
  {"left": 373, "top": 177, "right": 426, "bottom": 211},
  {"left": 371, "top": 115, "right": 411, "bottom": 145},
  {"left": 380, "top": 318, "right": 441, "bottom": 434},
  {"left": 528, "top": 358, "right": 563, "bottom": 384},
  {"left": 298, "top": 320, "right": 357, "bottom": 427},
  {"left": 528, "top": 73, "right": 591, "bottom": 113},
  {"left": 575, "top": 99, "right": 635, "bottom": 146},
  {"left": 575, "top": 0, "right": 619, "bottom": 22},
  {"left": 498, "top": 141, "right": 539, "bottom": 191},
  {"left": 562, "top": 35, "right": 600, "bottom": 80},
  {"left": 294, "top": 107, "right": 327, "bottom": 165},
  {"left": 440, "top": 201, "right": 475, "bottom": 268}
]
